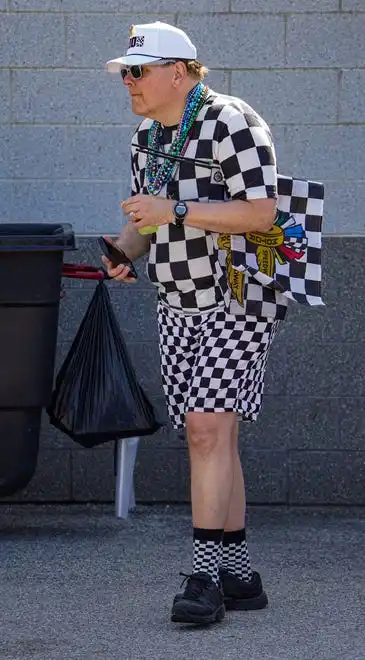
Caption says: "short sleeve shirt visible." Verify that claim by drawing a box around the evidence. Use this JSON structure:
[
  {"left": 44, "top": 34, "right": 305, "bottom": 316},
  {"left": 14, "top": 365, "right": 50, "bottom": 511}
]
[{"left": 131, "top": 89, "right": 279, "bottom": 315}]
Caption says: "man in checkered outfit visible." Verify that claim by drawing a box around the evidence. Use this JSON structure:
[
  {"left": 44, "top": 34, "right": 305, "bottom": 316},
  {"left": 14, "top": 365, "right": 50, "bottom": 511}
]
[{"left": 104, "top": 21, "right": 282, "bottom": 626}]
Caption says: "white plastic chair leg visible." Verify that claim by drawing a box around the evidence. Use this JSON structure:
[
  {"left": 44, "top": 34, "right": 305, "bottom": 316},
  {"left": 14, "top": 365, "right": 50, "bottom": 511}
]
[
  {"left": 129, "top": 478, "right": 136, "bottom": 510},
  {"left": 115, "top": 436, "right": 139, "bottom": 519}
]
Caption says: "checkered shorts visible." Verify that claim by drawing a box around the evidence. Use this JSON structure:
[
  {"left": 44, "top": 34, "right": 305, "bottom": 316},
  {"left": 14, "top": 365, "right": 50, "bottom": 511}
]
[{"left": 157, "top": 301, "right": 279, "bottom": 430}]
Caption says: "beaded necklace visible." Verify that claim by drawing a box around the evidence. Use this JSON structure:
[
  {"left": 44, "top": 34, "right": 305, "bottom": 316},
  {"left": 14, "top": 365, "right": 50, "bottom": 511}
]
[{"left": 146, "top": 82, "right": 209, "bottom": 195}]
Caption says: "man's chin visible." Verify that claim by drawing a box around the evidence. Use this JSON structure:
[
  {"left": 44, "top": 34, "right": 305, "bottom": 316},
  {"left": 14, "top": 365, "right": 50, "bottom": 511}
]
[{"left": 130, "top": 97, "right": 146, "bottom": 116}]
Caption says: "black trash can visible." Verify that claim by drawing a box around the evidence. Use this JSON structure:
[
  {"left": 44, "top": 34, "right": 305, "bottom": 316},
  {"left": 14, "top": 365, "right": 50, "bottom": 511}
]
[{"left": 0, "top": 223, "right": 76, "bottom": 496}]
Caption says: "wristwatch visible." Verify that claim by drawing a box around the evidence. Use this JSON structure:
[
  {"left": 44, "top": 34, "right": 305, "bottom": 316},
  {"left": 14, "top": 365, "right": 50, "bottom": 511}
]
[{"left": 173, "top": 201, "right": 188, "bottom": 227}]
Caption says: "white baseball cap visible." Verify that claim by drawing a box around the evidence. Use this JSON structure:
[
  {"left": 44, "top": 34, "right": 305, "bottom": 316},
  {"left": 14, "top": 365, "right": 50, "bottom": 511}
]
[{"left": 105, "top": 21, "right": 197, "bottom": 73}]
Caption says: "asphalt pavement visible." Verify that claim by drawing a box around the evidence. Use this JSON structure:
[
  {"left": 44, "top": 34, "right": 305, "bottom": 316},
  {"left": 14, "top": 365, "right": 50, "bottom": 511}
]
[{"left": 0, "top": 504, "right": 364, "bottom": 660}]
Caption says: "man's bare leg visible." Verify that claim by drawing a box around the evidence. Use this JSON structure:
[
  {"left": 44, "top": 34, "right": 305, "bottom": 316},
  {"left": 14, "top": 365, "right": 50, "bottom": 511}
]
[
  {"left": 178, "top": 410, "right": 237, "bottom": 587},
  {"left": 220, "top": 420, "right": 254, "bottom": 582},
  {"left": 186, "top": 410, "right": 238, "bottom": 530},
  {"left": 224, "top": 419, "right": 246, "bottom": 532}
]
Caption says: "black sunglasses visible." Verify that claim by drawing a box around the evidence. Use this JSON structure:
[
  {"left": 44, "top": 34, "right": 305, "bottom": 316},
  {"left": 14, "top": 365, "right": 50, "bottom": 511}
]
[{"left": 121, "top": 60, "right": 178, "bottom": 81}]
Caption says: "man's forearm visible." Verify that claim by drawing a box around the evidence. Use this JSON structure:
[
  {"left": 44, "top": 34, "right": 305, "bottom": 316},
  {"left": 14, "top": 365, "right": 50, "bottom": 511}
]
[
  {"left": 184, "top": 198, "right": 277, "bottom": 234},
  {"left": 115, "top": 220, "right": 151, "bottom": 260}
]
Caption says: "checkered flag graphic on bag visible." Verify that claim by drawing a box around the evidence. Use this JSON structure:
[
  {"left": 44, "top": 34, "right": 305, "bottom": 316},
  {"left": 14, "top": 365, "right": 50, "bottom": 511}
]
[
  {"left": 286, "top": 234, "right": 308, "bottom": 252},
  {"left": 230, "top": 175, "right": 324, "bottom": 306}
]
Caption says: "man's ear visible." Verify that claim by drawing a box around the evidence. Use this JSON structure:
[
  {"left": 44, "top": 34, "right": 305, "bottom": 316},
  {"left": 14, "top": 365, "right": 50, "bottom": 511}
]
[{"left": 172, "top": 61, "right": 188, "bottom": 87}]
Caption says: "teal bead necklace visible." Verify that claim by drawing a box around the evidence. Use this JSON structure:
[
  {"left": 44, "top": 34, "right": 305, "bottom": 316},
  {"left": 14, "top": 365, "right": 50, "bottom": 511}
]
[{"left": 146, "top": 82, "right": 209, "bottom": 196}]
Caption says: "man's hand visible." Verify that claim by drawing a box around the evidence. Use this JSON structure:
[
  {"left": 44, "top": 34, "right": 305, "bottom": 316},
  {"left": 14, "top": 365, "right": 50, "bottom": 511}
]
[
  {"left": 101, "top": 256, "right": 136, "bottom": 283},
  {"left": 121, "top": 194, "right": 174, "bottom": 231}
]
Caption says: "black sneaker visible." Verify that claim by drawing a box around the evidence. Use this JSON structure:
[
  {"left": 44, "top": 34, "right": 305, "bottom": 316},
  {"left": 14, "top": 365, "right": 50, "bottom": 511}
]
[
  {"left": 171, "top": 572, "right": 225, "bottom": 625},
  {"left": 220, "top": 568, "right": 268, "bottom": 611}
]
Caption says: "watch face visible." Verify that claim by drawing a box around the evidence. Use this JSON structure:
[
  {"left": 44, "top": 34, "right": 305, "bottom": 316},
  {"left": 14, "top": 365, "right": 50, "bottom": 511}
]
[{"left": 175, "top": 202, "right": 187, "bottom": 217}]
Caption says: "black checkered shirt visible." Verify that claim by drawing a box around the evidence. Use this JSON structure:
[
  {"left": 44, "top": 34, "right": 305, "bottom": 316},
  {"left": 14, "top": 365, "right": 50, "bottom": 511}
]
[{"left": 131, "top": 89, "right": 281, "bottom": 316}]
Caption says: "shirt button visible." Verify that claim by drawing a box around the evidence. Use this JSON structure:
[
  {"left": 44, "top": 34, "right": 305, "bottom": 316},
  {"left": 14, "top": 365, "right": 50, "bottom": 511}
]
[{"left": 214, "top": 171, "right": 223, "bottom": 183}]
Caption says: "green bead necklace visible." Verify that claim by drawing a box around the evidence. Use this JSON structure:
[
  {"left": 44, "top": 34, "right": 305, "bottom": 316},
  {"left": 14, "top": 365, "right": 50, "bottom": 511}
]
[{"left": 146, "top": 82, "right": 209, "bottom": 196}]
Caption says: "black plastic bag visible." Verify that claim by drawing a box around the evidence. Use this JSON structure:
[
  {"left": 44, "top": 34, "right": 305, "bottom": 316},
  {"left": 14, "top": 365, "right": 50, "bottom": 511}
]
[{"left": 47, "top": 280, "right": 161, "bottom": 448}]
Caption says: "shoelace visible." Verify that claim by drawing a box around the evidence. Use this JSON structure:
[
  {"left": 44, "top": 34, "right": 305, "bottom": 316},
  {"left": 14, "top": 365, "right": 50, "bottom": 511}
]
[{"left": 179, "top": 572, "right": 210, "bottom": 600}]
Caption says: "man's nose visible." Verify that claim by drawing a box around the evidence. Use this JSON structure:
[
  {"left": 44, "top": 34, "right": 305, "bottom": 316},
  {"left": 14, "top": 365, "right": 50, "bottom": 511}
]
[{"left": 122, "top": 72, "right": 135, "bottom": 86}]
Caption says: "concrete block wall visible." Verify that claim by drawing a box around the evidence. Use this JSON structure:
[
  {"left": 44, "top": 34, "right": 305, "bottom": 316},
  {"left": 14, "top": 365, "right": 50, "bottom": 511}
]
[{"left": 1, "top": 1, "right": 365, "bottom": 504}]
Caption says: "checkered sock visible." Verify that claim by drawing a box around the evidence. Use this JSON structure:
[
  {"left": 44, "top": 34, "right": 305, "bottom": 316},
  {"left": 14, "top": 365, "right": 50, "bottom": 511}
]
[
  {"left": 221, "top": 529, "right": 253, "bottom": 581},
  {"left": 193, "top": 528, "right": 223, "bottom": 586}
]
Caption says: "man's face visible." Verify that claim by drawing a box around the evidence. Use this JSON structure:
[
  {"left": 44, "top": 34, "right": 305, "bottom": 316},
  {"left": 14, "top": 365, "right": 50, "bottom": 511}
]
[{"left": 122, "top": 63, "right": 177, "bottom": 119}]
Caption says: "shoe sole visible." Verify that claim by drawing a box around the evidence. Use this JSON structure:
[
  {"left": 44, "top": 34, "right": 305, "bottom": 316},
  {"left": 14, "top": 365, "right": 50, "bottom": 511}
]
[
  {"left": 171, "top": 604, "right": 225, "bottom": 625},
  {"left": 224, "top": 591, "right": 268, "bottom": 611}
]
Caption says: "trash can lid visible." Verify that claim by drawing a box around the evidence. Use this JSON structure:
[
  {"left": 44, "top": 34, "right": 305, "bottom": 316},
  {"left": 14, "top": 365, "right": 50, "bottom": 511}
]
[{"left": 0, "top": 223, "right": 76, "bottom": 251}]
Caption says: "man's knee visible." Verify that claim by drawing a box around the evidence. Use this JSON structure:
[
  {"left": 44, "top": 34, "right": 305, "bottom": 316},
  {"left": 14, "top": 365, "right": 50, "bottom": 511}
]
[{"left": 186, "top": 412, "right": 236, "bottom": 458}]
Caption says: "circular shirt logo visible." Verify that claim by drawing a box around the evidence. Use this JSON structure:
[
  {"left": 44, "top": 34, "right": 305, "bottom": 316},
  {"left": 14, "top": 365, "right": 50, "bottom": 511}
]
[{"left": 213, "top": 171, "right": 223, "bottom": 183}]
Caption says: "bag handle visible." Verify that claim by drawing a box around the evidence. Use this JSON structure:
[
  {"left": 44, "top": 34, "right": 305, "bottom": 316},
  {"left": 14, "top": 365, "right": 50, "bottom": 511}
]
[{"left": 62, "top": 263, "right": 109, "bottom": 281}]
